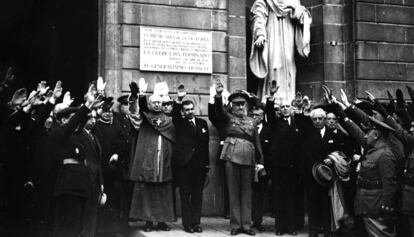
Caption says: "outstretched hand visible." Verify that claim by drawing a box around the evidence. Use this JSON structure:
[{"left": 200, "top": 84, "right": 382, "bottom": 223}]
[
  {"left": 37, "top": 81, "right": 50, "bottom": 96},
  {"left": 339, "top": 89, "right": 351, "bottom": 107},
  {"left": 53, "top": 81, "right": 63, "bottom": 99},
  {"left": 269, "top": 80, "right": 279, "bottom": 96},
  {"left": 322, "top": 85, "right": 334, "bottom": 104},
  {"left": 365, "top": 91, "right": 376, "bottom": 103},
  {"left": 215, "top": 82, "right": 224, "bottom": 95},
  {"left": 63, "top": 91, "right": 74, "bottom": 106},
  {"left": 129, "top": 82, "right": 139, "bottom": 100},
  {"left": 97, "top": 77, "right": 106, "bottom": 94},
  {"left": 177, "top": 84, "right": 186, "bottom": 99},
  {"left": 85, "top": 84, "right": 103, "bottom": 109},
  {"left": 138, "top": 78, "right": 148, "bottom": 94}
]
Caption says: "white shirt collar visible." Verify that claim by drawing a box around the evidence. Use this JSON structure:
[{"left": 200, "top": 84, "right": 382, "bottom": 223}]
[
  {"left": 320, "top": 126, "right": 326, "bottom": 137},
  {"left": 257, "top": 123, "right": 263, "bottom": 133},
  {"left": 284, "top": 116, "right": 291, "bottom": 125},
  {"left": 189, "top": 118, "right": 196, "bottom": 125}
]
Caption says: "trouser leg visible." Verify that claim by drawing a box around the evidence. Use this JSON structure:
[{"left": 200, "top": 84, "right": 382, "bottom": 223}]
[
  {"left": 225, "top": 161, "right": 241, "bottom": 229},
  {"left": 252, "top": 175, "right": 265, "bottom": 224},
  {"left": 273, "top": 167, "right": 286, "bottom": 231},
  {"left": 53, "top": 195, "right": 87, "bottom": 237},
  {"left": 240, "top": 165, "right": 253, "bottom": 230},
  {"left": 306, "top": 179, "right": 322, "bottom": 235},
  {"left": 177, "top": 165, "right": 191, "bottom": 227},
  {"left": 190, "top": 161, "right": 205, "bottom": 226}
]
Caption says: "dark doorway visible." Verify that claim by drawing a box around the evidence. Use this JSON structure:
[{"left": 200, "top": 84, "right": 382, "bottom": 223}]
[{"left": 0, "top": 0, "right": 99, "bottom": 104}]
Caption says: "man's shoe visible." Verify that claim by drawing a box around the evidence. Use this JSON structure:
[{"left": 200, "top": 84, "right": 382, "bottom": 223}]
[
  {"left": 143, "top": 222, "right": 153, "bottom": 232},
  {"left": 287, "top": 230, "right": 297, "bottom": 235},
  {"left": 183, "top": 226, "right": 194, "bottom": 233},
  {"left": 252, "top": 222, "right": 265, "bottom": 232},
  {"left": 193, "top": 224, "right": 202, "bottom": 233},
  {"left": 275, "top": 230, "right": 284, "bottom": 236},
  {"left": 244, "top": 229, "right": 256, "bottom": 236},
  {"left": 157, "top": 222, "right": 170, "bottom": 231},
  {"left": 230, "top": 228, "right": 240, "bottom": 235}
]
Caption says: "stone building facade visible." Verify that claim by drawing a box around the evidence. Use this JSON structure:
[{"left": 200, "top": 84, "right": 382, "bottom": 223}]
[{"left": 98, "top": 0, "right": 414, "bottom": 215}]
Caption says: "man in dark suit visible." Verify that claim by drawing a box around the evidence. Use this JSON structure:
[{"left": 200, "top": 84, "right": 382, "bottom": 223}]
[
  {"left": 250, "top": 105, "right": 271, "bottom": 232},
  {"left": 79, "top": 109, "right": 103, "bottom": 237},
  {"left": 265, "top": 92, "right": 301, "bottom": 236},
  {"left": 296, "top": 108, "right": 342, "bottom": 237},
  {"left": 172, "top": 88, "right": 210, "bottom": 233}
]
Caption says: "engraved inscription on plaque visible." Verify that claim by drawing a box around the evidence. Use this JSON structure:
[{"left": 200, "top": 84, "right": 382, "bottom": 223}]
[{"left": 140, "top": 26, "right": 212, "bottom": 74}]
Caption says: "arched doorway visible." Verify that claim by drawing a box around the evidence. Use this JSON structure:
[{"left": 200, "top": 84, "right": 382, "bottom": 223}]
[{"left": 0, "top": 0, "right": 100, "bottom": 104}]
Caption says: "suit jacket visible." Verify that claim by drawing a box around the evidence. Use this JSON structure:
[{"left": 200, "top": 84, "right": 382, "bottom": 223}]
[
  {"left": 265, "top": 100, "right": 301, "bottom": 168},
  {"left": 172, "top": 102, "right": 210, "bottom": 167},
  {"left": 296, "top": 114, "right": 341, "bottom": 176}
]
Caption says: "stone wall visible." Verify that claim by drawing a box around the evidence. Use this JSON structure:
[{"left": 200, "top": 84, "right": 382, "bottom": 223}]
[
  {"left": 297, "top": 0, "right": 354, "bottom": 101},
  {"left": 355, "top": 0, "right": 414, "bottom": 98}
]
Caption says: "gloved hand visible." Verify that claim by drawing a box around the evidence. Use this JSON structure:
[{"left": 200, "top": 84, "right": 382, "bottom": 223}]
[
  {"left": 386, "top": 90, "right": 396, "bottom": 115},
  {"left": 332, "top": 103, "right": 347, "bottom": 121},
  {"left": 396, "top": 89, "right": 405, "bottom": 110},
  {"left": 129, "top": 82, "right": 139, "bottom": 101},
  {"left": 406, "top": 85, "right": 414, "bottom": 101},
  {"left": 373, "top": 101, "right": 388, "bottom": 118}
]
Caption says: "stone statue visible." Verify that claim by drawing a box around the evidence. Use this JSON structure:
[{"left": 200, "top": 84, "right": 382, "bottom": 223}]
[{"left": 249, "top": 0, "right": 312, "bottom": 102}]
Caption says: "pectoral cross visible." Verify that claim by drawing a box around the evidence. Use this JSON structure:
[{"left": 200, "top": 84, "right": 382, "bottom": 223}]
[{"left": 152, "top": 118, "right": 162, "bottom": 127}]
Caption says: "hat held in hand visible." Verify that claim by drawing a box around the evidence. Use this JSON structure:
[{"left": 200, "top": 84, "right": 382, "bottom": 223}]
[{"left": 312, "top": 162, "right": 334, "bottom": 187}]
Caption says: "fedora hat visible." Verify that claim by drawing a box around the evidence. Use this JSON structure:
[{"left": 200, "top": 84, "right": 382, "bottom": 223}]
[{"left": 312, "top": 162, "right": 334, "bottom": 187}]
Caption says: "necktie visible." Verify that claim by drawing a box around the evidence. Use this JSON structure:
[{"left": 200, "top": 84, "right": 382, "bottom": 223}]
[{"left": 189, "top": 120, "right": 196, "bottom": 132}]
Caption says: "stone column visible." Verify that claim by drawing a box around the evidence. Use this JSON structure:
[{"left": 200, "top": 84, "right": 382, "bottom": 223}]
[
  {"left": 297, "top": 0, "right": 354, "bottom": 101},
  {"left": 104, "top": 0, "right": 123, "bottom": 98},
  {"left": 227, "top": 0, "right": 247, "bottom": 92}
]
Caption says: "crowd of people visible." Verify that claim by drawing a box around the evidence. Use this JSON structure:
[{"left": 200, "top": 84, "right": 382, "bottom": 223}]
[{"left": 0, "top": 66, "right": 414, "bottom": 237}]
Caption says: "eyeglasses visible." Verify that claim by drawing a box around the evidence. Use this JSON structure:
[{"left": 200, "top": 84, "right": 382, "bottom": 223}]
[
  {"left": 162, "top": 102, "right": 173, "bottom": 106},
  {"left": 312, "top": 117, "right": 325, "bottom": 121},
  {"left": 232, "top": 101, "right": 246, "bottom": 107}
]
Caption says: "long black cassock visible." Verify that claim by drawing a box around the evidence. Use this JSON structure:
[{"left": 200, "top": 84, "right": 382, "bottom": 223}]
[{"left": 128, "top": 111, "right": 176, "bottom": 222}]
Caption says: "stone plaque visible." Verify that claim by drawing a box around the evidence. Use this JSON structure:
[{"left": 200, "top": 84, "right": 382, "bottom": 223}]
[{"left": 140, "top": 26, "right": 212, "bottom": 74}]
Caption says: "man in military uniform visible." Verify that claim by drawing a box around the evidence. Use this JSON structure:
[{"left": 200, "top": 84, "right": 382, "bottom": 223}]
[
  {"left": 332, "top": 94, "right": 398, "bottom": 237},
  {"left": 51, "top": 85, "right": 104, "bottom": 237},
  {"left": 214, "top": 85, "right": 264, "bottom": 236}
]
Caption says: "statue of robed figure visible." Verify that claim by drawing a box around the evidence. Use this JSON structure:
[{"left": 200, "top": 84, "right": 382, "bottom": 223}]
[{"left": 249, "top": 0, "right": 312, "bottom": 102}]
